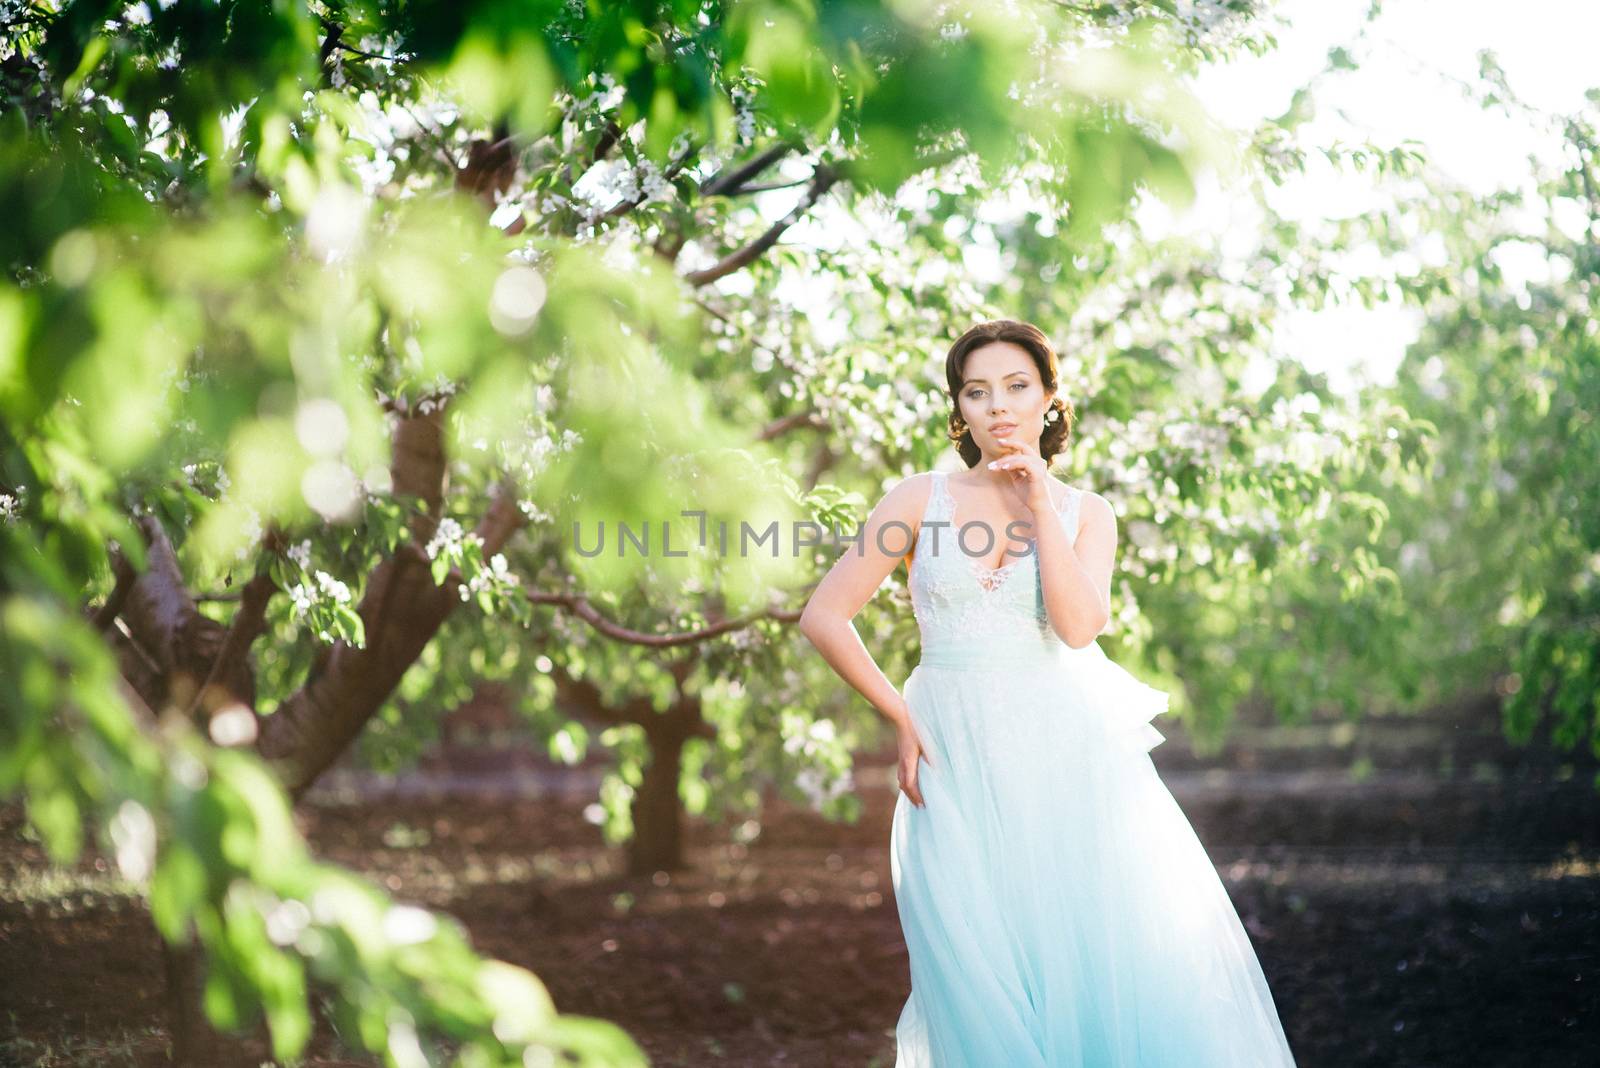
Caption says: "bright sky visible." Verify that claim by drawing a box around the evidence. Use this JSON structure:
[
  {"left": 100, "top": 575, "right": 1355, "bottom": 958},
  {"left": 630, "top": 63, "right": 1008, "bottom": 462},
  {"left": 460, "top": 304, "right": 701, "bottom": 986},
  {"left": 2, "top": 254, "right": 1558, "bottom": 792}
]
[{"left": 1162, "top": 0, "right": 1600, "bottom": 395}]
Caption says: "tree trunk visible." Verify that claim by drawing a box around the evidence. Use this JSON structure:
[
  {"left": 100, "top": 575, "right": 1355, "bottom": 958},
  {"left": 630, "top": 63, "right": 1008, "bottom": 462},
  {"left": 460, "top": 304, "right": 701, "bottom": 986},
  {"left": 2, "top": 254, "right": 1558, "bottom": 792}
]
[
  {"left": 628, "top": 722, "right": 689, "bottom": 875},
  {"left": 161, "top": 935, "right": 224, "bottom": 1065}
]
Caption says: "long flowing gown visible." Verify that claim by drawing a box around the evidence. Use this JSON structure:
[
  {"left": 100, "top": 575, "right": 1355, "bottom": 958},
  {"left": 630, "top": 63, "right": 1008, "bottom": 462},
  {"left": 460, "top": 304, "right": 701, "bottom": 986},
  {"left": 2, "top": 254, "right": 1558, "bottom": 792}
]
[{"left": 891, "top": 470, "right": 1297, "bottom": 1067}]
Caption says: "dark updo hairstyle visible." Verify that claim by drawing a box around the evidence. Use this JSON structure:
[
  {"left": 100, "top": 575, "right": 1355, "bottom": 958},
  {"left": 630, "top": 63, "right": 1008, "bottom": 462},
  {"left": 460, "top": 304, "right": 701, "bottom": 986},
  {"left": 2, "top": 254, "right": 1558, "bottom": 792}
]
[{"left": 944, "top": 319, "right": 1075, "bottom": 469}]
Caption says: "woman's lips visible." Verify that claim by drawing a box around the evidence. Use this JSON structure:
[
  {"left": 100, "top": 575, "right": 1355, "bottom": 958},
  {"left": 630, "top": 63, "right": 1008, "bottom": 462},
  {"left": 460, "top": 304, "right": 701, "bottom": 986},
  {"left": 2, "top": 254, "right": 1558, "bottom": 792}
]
[{"left": 990, "top": 423, "right": 1016, "bottom": 434}]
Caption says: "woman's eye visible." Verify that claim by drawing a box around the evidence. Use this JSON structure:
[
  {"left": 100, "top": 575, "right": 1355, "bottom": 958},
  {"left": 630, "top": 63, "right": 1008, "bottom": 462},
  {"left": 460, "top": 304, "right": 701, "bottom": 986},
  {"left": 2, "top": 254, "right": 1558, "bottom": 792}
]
[{"left": 1010, "top": 383, "right": 1026, "bottom": 390}]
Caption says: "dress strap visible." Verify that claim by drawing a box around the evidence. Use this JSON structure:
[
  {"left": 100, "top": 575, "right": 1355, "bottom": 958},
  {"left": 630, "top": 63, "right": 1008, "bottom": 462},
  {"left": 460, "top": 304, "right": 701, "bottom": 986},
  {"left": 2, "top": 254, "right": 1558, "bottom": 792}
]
[
  {"left": 1054, "top": 484, "right": 1074, "bottom": 515},
  {"left": 1058, "top": 485, "right": 1082, "bottom": 543},
  {"left": 909, "top": 472, "right": 951, "bottom": 572},
  {"left": 928, "top": 470, "right": 954, "bottom": 520}
]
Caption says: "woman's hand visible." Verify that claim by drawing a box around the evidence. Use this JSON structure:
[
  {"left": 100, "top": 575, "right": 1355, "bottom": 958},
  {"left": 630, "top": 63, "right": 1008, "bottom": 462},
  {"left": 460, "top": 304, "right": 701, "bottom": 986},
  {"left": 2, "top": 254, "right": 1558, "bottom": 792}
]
[
  {"left": 896, "top": 714, "right": 934, "bottom": 809},
  {"left": 988, "top": 435, "right": 1053, "bottom": 515}
]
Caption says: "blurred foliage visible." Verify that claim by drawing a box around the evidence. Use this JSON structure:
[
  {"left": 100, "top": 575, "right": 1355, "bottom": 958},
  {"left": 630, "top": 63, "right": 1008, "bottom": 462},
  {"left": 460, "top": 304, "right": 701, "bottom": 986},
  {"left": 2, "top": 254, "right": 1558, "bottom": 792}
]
[
  {"left": 0, "top": 595, "right": 645, "bottom": 1065},
  {"left": 1297, "top": 78, "right": 1600, "bottom": 776}
]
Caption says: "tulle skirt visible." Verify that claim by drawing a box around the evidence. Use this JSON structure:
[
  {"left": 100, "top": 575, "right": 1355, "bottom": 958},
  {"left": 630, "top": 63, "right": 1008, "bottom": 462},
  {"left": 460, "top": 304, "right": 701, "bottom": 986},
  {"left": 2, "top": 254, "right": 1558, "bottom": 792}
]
[{"left": 890, "top": 640, "right": 1297, "bottom": 1067}]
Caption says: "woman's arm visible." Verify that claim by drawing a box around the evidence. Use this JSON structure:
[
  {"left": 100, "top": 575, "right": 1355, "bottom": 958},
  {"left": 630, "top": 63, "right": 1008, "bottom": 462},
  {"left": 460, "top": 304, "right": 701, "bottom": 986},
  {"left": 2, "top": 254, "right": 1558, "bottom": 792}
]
[
  {"left": 798, "top": 473, "right": 931, "bottom": 728},
  {"left": 1038, "top": 490, "right": 1116, "bottom": 648}
]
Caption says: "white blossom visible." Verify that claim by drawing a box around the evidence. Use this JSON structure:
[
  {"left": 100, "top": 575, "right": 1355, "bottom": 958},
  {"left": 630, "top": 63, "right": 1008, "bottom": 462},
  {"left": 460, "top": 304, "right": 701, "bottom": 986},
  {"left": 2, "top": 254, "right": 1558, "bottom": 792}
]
[
  {"left": 265, "top": 899, "right": 312, "bottom": 947},
  {"left": 287, "top": 583, "right": 315, "bottom": 613},
  {"left": 783, "top": 716, "right": 839, "bottom": 757},
  {"left": 424, "top": 517, "right": 465, "bottom": 560},
  {"left": 109, "top": 799, "right": 156, "bottom": 883},
  {"left": 636, "top": 158, "right": 672, "bottom": 204},
  {"left": 313, "top": 569, "right": 352, "bottom": 603},
  {"left": 462, "top": 551, "right": 522, "bottom": 604},
  {"left": 730, "top": 83, "right": 758, "bottom": 142},
  {"left": 795, "top": 766, "right": 853, "bottom": 811},
  {"left": 383, "top": 904, "right": 438, "bottom": 945},
  {"left": 578, "top": 71, "right": 623, "bottom": 111}
]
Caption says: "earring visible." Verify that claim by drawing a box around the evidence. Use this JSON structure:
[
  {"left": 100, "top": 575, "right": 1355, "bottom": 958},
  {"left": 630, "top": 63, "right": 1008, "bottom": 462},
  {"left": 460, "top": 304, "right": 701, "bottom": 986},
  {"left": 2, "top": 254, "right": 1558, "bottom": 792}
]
[{"left": 1045, "top": 405, "right": 1060, "bottom": 424}]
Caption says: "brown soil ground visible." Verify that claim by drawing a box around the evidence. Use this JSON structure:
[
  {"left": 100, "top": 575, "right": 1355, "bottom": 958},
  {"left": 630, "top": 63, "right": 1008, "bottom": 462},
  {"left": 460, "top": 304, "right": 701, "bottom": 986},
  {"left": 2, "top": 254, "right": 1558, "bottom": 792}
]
[{"left": 3, "top": 694, "right": 1598, "bottom": 1067}]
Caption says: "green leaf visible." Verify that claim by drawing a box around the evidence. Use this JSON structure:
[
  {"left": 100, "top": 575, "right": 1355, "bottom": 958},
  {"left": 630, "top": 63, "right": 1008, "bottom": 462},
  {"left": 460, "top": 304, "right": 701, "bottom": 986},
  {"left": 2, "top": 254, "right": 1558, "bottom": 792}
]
[
  {"left": 150, "top": 844, "right": 207, "bottom": 943},
  {"left": 203, "top": 960, "right": 246, "bottom": 1031},
  {"left": 21, "top": 761, "right": 81, "bottom": 863}
]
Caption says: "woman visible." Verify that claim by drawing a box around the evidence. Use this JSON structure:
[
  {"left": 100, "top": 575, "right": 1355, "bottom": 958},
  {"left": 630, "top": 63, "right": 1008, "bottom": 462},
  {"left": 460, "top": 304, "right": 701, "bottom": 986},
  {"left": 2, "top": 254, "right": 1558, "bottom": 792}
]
[{"left": 798, "top": 320, "right": 1297, "bottom": 1066}]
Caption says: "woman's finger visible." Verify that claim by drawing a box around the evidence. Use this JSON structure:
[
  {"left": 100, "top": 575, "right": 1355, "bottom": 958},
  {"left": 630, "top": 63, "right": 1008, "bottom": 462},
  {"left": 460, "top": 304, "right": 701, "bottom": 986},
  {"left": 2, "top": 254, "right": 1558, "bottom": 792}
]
[
  {"left": 902, "top": 758, "right": 924, "bottom": 806},
  {"left": 996, "top": 435, "right": 1036, "bottom": 458}
]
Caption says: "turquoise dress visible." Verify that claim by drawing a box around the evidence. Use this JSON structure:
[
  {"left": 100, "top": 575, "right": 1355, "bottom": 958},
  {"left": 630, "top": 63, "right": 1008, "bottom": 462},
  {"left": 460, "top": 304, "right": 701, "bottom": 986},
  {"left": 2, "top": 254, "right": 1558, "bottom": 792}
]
[{"left": 891, "top": 470, "right": 1296, "bottom": 1067}]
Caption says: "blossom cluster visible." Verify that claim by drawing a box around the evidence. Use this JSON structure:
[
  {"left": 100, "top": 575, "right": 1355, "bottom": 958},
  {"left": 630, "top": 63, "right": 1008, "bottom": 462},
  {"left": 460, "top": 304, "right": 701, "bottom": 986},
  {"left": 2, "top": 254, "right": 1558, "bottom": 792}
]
[
  {"left": 729, "top": 81, "right": 758, "bottom": 143},
  {"left": 424, "top": 517, "right": 473, "bottom": 562},
  {"left": 459, "top": 551, "right": 521, "bottom": 604},
  {"left": 375, "top": 372, "right": 459, "bottom": 418},
  {"left": 0, "top": 485, "right": 24, "bottom": 523},
  {"left": 782, "top": 715, "right": 854, "bottom": 812},
  {"left": 285, "top": 569, "right": 355, "bottom": 640},
  {"left": 794, "top": 765, "right": 855, "bottom": 811},
  {"left": 1077, "top": 0, "right": 1262, "bottom": 49}
]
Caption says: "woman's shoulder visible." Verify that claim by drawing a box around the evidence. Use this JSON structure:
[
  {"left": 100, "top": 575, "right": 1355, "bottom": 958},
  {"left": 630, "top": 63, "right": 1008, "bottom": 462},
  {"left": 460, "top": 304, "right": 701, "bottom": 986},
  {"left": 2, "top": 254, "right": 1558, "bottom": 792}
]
[
  {"left": 1045, "top": 476, "right": 1114, "bottom": 522},
  {"left": 1031, "top": 472, "right": 1081, "bottom": 512},
  {"left": 898, "top": 469, "right": 949, "bottom": 501},
  {"left": 1047, "top": 474, "right": 1099, "bottom": 501},
  {"left": 874, "top": 470, "right": 942, "bottom": 520},
  {"left": 892, "top": 469, "right": 943, "bottom": 494},
  {"left": 1072, "top": 485, "right": 1116, "bottom": 529}
]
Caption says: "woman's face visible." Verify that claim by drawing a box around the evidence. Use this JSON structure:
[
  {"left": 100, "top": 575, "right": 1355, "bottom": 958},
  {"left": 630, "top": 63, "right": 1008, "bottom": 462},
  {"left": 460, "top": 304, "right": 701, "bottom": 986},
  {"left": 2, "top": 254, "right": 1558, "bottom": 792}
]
[{"left": 957, "top": 341, "right": 1053, "bottom": 462}]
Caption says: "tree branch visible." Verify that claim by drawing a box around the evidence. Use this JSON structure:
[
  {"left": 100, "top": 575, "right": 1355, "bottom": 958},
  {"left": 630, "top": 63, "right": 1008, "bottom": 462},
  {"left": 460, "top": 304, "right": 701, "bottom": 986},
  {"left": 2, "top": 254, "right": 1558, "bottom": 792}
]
[
  {"left": 698, "top": 142, "right": 798, "bottom": 198},
  {"left": 90, "top": 557, "right": 137, "bottom": 631},
  {"left": 391, "top": 403, "right": 449, "bottom": 543},
  {"left": 590, "top": 118, "right": 625, "bottom": 167},
  {"left": 756, "top": 409, "right": 826, "bottom": 441},
  {"left": 683, "top": 163, "right": 841, "bottom": 287},
  {"left": 722, "top": 177, "right": 814, "bottom": 195},
  {"left": 108, "top": 516, "right": 265, "bottom": 734},
  {"left": 105, "top": 619, "right": 164, "bottom": 715},
  {"left": 525, "top": 588, "right": 805, "bottom": 646},
  {"left": 456, "top": 123, "right": 518, "bottom": 214},
  {"left": 179, "top": 571, "right": 278, "bottom": 732}
]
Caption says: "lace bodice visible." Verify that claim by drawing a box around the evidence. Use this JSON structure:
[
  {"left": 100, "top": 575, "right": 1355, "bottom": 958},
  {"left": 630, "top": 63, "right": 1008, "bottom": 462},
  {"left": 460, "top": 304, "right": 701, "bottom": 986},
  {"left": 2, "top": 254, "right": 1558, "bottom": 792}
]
[{"left": 909, "top": 470, "right": 1083, "bottom": 667}]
